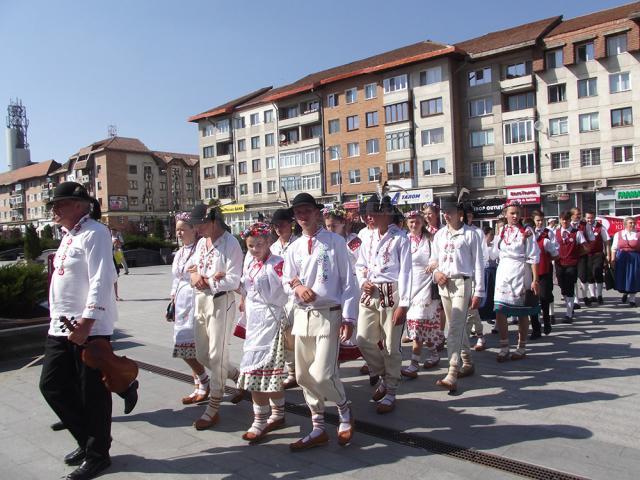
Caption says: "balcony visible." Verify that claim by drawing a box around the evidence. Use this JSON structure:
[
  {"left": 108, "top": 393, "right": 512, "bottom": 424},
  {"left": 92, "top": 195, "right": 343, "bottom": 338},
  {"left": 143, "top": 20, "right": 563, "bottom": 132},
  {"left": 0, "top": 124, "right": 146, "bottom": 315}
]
[
  {"left": 383, "top": 89, "right": 410, "bottom": 106},
  {"left": 217, "top": 175, "right": 234, "bottom": 185},
  {"left": 216, "top": 153, "right": 233, "bottom": 163},
  {"left": 500, "top": 74, "right": 534, "bottom": 92},
  {"left": 9, "top": 193, "right": 24, "bottom": 206},
  {"left": 298, "top": 109, "right": 320, "bottom": 126}
]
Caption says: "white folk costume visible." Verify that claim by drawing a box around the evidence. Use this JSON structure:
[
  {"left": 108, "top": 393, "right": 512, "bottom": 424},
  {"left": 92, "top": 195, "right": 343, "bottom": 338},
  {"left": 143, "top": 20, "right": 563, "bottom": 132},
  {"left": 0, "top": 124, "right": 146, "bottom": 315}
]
[
  {"left": 494, "top": 224, "right": 540, "bottom": 316},
  {"left": 612, "top": 230, "right": 640, "bottom": 302},
  {"left": 237, "top": 254, "right": 288, "bottom": 392},
  {"left": 282, "top": 228, "right": 358, "bottom": 421},
  {"left": 465, "top": 224, "right": 485, "bottom": 347},
  {"left": 339, "top": 232, "right": 364, "bottom": 362},
  {"left": 430, "top": 223, "right": 484, "bottom": 387},
  {"left": 170, "top": 243, "right": 198, "bottom": 359},
  {"left": 355, "top": 223, "right": 412, "bottom": 407}
]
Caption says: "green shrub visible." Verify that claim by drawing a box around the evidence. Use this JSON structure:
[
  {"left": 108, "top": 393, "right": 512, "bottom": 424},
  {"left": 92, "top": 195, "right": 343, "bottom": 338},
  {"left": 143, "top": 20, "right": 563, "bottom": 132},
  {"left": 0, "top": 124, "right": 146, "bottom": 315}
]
[
  {"left": 41, "top": 224, "right": 53, "bottom": 240},
  {"left": 0, "top": 263, "right": 48, "bottom": 318},
  {"left": 0, "top": 238, "right": 23, "bottom": 252},
  {"left": 41, "top": 238, "right": 61, "bottom": 250},
  {"left": 123, "top": 234, "right": 175, "bottom": 250},
  {"left": 23, "top": 224, "right": 42, "bottom": 261},
  {"left": 152, "top": 218, "right": 165, "bottom": 239}
]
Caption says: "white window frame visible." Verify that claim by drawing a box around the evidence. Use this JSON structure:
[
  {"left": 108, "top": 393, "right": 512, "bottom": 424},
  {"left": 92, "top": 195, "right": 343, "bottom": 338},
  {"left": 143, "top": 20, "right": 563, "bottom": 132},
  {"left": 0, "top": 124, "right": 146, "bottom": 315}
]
[
  {"left": 606, "top": 33, "right": 628, "bottom": 56},
  {"left": 328, "top": 119, "right": 340, "bottom": 134},
  {"left": 266, "top": 156, "right": 276, "bottom": 170},
  {"left": 345, "top": 88, "right": 357, "bottom": 104},
  {"left": 505, "top": 152, "right": 536, "bottom": 176},
  {"left": 548, "top": 83, "right": 567, "bottom": 103},
  {"left": 267, "top": 180, "right": 277, "bottom": 193},
  {"left": 580, "top": 148, "right": 601, "bottom": 167},
  {"left": 348, "top": 169, "right": 361, "bottom": 184},
  {"left": 470, "top": 129, "right": 494, "bottom": 147},
  {"left": 204, "top": 124, "right": 215, "bottom": 137},
  {"left": 503, "top": 119, "right": 533, "bottom": 144},
  {"left": 578, "top": 77, "right": 598, "bottom": 98},
  {"left": 575, "top": 42, "right": 594, "bottom": 63},
  {"left": 250, "top": 113, "right": 260, "bottom": 126},
  {"left": 549, "top": 117, "right": 569, "bottom": 136},
  {"left": 347, "top": 142, "right": 360, "bottom": 157},
  {"left": 383, "top": 74, "right": 408, "bottom": 93},
  {"left": 613, "top": 145, "right": 634, "bottom": 164},
  {"left": 422, "top": 158, "right": 445, "bottom": 176},
  {"left": 364, "top": 83, "right": 377, "bottom": 100},
  {"left": 330, "top": 172, "right": 342, "bottom": 186},
  {"left": 579, "top": 112, "right": 599, "bottom": 133},
  {"left": 368, "top": 167, "right": 381, "bottom": 182},
  {"left": 468, "top": 67, "right": 492, "bottom": 87},
  {"left": 421, "top": 127, "right": 444, "bottom": 146},
  {"left": 469, "top": 97, "right": 493, "bottom": 117},
  {"left": 263, "top": 110, "right": 274, "bottom": 123},
  {"left": 610, "top": 72, "right": 631, "bottom": 93},
  {"left": 546, "top": 49, "right": 563, "bottom": 69},
  {"left": 328, "top": 145, "right": 341, "bottom": 160},
  {"left": 419, "top": 66, "right": 442, "bottom": 86},
  {"left": 471, "top": 161, "right": 496, "bottom": 178},
  {"left": 366, "top": 138, "right": 379, "bottom": 154}
]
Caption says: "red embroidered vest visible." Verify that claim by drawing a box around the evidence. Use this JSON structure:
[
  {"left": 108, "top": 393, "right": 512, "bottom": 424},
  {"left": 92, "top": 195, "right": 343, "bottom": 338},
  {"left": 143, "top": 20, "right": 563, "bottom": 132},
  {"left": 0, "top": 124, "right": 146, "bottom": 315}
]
[
  {"left": 556, "top": 229, "right": 580, "bottom": 266},
  {"left": 588, "top": 222, "right": 605, "bottom": 255},
  {"left": 536, "top": 229, "right": 553, "bottom": 275}
]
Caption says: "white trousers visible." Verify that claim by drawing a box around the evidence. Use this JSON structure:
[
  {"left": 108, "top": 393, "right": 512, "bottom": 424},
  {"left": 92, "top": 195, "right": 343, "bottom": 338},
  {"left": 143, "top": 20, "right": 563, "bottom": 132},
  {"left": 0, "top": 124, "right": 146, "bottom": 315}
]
[{"left": 439, "top": 278, "right": 473, "bottom": 370}]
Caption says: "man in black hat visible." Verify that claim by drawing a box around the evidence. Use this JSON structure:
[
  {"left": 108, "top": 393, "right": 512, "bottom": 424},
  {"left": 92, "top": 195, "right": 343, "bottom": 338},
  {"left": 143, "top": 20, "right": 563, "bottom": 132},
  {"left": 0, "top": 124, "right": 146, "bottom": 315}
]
[
  {"left": 39, "top": 182, "right": 128, "bottom": 480},
  {"left": 282, "top": 193, "right": 358, "bottom": 450}
]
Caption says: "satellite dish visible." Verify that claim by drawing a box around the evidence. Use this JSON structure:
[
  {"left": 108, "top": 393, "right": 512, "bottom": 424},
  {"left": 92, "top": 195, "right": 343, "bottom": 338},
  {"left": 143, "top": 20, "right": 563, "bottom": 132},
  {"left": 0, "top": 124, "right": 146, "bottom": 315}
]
[
  {"left": 533, "top": 120, "right": 545, "bottom": 132},
  {"left": 279, "top": 134, "right": 286, "bottom": 142}
]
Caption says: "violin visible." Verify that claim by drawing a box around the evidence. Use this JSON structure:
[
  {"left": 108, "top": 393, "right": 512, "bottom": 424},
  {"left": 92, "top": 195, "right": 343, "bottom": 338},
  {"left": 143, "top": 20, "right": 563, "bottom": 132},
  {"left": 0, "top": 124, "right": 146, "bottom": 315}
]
[{"left": 59, "top": 316, "right": 139, "bottom": 394}]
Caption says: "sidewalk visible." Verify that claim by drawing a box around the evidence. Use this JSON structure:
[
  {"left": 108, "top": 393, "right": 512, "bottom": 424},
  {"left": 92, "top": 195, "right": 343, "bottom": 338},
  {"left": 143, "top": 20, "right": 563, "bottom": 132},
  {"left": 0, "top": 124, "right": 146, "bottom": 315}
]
[{"left": 1, "top": 265, "right": 638, "bottom": 479}]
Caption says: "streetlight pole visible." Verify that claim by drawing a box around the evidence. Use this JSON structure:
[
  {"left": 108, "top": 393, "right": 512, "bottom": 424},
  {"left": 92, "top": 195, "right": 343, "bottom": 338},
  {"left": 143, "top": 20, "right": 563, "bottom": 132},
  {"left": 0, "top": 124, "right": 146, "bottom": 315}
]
[{"left": 328, "top": 145, "right": 342, "bottom": 202}]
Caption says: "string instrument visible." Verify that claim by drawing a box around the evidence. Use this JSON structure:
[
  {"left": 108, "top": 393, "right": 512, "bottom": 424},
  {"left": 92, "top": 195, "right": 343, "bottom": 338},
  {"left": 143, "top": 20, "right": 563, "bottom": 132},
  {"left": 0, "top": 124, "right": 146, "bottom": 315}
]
[{"left": 59, "top": 316, "right": 138, "bottom": 394}]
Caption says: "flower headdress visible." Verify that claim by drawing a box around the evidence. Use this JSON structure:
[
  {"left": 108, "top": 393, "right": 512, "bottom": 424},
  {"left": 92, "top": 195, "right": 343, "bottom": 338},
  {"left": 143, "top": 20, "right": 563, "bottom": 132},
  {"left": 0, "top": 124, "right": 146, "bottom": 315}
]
[
  {"left": 404, "top": 210, "right": 423, "bottom": 219},
  {"left": 422, "top": 202, "right": 440, "bottom": 211},
  {"left": 175, "top": 211, "right": 192, "bottom": 223},
  {"left": 240, "top": 222, "right": 272, "bottom": 240},
  {"left": 322, "top": 205, "right": 347, "bottom": 220}
]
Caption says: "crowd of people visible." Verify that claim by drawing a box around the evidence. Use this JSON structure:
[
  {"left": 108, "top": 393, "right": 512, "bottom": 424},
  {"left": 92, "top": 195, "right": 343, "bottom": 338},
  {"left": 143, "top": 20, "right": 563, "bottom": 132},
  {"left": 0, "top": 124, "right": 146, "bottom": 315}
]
[{"left": 39, "top": 180, "right": 639, "bottom": 479}]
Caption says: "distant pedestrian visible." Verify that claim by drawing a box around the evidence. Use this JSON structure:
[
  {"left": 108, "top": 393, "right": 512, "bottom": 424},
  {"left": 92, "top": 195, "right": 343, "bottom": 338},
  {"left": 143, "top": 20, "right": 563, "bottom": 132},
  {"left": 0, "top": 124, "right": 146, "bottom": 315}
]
[{"left": 111, "top": 228, "right": 129, "bottom": 275}]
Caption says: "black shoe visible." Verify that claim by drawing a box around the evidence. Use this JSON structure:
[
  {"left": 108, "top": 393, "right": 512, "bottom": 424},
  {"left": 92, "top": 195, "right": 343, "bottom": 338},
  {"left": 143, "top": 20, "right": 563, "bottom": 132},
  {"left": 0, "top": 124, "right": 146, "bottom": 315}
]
[
  {"left": 622, "top": 294, "right": 628, "bottom": 303},
  {"left": 583, "top": 297, "right": 592, "bottom": 307},
  {"left": 529, "top": 330, "right": 542, "bottom": 340},
  {"left": 550, "top": 315, "right": 556, "bottom": 325},
  {"left": 629, "top": 302, "right": 637, "bottom": 308},
  {"left": 510, "top": 317, "right": 519, "bottom": 325},
  {"left": 64, "top": 447, "right": 85, "bottom": 466},
  {"left": 369, "top": 374, "right": 380, "bottom": 387},
  {"left": 486, "top": 319, "right": 496, "bottom": 325},
  {"left": 543, "top": 320, "right": 552, "bottom": 335},
  {"left": 562, "top": 315, "right": 573, "bottom": 324},
  {"left": 66, "top": 457, "right": 111, "bottom": 480},
  {"left": 51, "top": 421, "right": 66, "bottom": 431},
  {"left": 590, "top": 296, "right": 597, "bottom": 305},
  {"left": 573, "top": 303, "right": 581, "bottom": 310},
  {"left": 597, "top": 296, "right": 604, "bottom": 305},
  {"left": 119, "top": 380, "right": 139, "bottom": 415}
]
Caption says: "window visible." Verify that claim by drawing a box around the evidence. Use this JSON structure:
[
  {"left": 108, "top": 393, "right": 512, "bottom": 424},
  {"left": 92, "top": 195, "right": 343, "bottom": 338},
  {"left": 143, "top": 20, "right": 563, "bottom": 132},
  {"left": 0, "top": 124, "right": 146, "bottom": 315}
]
[
  {"left": 250, "top": 113, "right": 260, "bottom": 126},
  {"left": 328, "top": 119, "right": 340, "bottom": 134},
  {"left": 611, "top": 107, "right": 633, "bottom": 127},
  {"left": 186, "top": 183, "right": 193, "bottom": 191},
  {"left": 365, "top": 111, "right": 379, "bottom": 127},
  {"left": 468, "top": 67, "right": 491, "bottom": 86},
  {"left": 237, "top": 139, "right": 246, "bottom": 152},
  {"left": 548, "top": 83, "right": 566, "bottom": 103},
  {"left": 252, "top": 159, "right": 261, "bottom": 172},
  {"left": 386, "top": 131, "right": 411, "bottom": 151},
  {"left": 129, "top": 180, "right": 138, "bottom": 189},
  {"left": 279, "top": 148, "right": 321, "bottom": 168},
  {"left": 159, "top": 181, "right": 166, "bottom": 191},
  {"left": 420, "top": 97, "right": 443, "bottom": 117},
  {"left": 327, "top": 93, "right": 338, "bottom": 108},
  {"left": 97, "top": 181, "right": 102, "bottom": 191},
  {"left": 266, "top": 156, "right": 276, "bottom": 169},
  {"left": 239, "top": 184, "right": 248, "bottom": 195},
  {"left": 546, "top": 49, "right": 563, "bottom": 69},
  {"left": 368, "top": 167, "right": 381, "bottom": 182},
  {"left": 366, "top": 138, "right": 379, "bottom": 154},
  {"left": 607, "top": 33, "right": 627, "bottom": 56},
  {"left": 579, "top": 112, "right": 599, "bottom": 132},
  {"left": 204, "top": 187, "right": 216, "bottom": 199},
  {"left": 613, "top": 145, "right": 634, "bottom": 164},
  {"left": 330, "top": 172, "right": 342, "bottom": 186},
  {"left": 253, "top": 182, "right": 262, "bottom": 194},
  {"left": 267, "top": 180, "right": 277, "bottom": 193},
  {"left": 264, "top": 110, "right": 274, "bottom": 123},
  {"left": 470, "top": 129, "right": 494, "bottom": 147},
  {"left": 347, "top": 142, "right": 360, "bottom": 157},
  {"left": 580, "top": 148, "right": 601, "bottom": 167},
  {"left": 203, "top": 166, "right": 215, "bottom": 179},
  {"left": 383, "top": 74, "right": 408, "bottom": 93},
  {"left": 384, "top": 102, "right": 409, "bottom": 123},
  {"left": 203, "top": 146, "right": 215, "bottom": 158},
  {"left": 472, "top": 161, "right": 495, "bottom": 177},
  {"left": 346, "top": 88, "right": 357, "bottom": 104},
  {"left": 505, "top": 153, "right": 535, "bottom": 176},
  {"left": 234, "top": 117, "right": 246, "bottom": 129},
  {"left": 328, "top": 146, "right": 341, "bottom": 160},
  {"left": 301, "top": 174, "right": 321, "bottom": 191},
  {"left": 610, "top": 72, "right": 631, "bottom": 93},
  {"left": 387, "top": 161, "right": 411, "bottom": 180},
  {"left": 551, "top": 152, "right": 569, "bottom": 170},
  {"left": 419, "top": 66, "right": 442, "bottom": 86},
  {"left": 505, "top": 61, "right": 530, "bottom": 79},
  {"left": 469, "top": 97, "right": 493, "bottom": 117},
  {"left": 251, "top": 136, "right": 260, "bottom": 149},
  {"left": 575, "top": 42, "right": 594, "bottom": 63},
  {"left": 578, "top": 78, "right": 598, "bottom": 98},
  {"left": 238, "top": 161, "right": 247, "bottom": 174},
  {"left": 349, "top": 169, "right": 361, "bottom": 184},
  {"left": 423, "top": 158, "right": 445, "bottom": 176},
  {"left": 506, "top": 91, "right": 535, "bottom": 111},
  {"left": 304, "top": 100, "right": 319, "bottom": 113},
  {"left": 217, "top": 119, "right": 230, "bottom": 133},
  {"left": 346, "top": 115, "right": 359, "bottom": 131},
  {"left": 265, "top": 133, "right": 274, "bottom": 147},
  {"left": 504, "top": 120, "right": 533, "bottom": 144},
  {"left": 204, "top": 124, "right": 215, "bottom": 137},
  {"left": 281, "top": 105, "right": 299, "bottom": 120},
  {"left": 421, "top": 127, "right": 444, "bottom": 146},
  {"left": 185, "top": 170, "right": 193, "bottom": 177},
  {"left": 549, "top": 117, "right": 568, "bottom": 136},
  {"left": 128, "top": 165, "right": 137, "bottom": 174},
  {"left": 365, "top": 83, "right": 377, "bottom": 99}
]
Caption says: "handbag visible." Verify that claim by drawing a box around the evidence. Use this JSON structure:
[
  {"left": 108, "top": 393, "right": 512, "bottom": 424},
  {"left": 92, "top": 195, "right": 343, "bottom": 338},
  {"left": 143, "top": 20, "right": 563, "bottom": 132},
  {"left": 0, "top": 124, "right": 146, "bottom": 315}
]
[
  {"left": 604, "top": 265, "right": 615, "bottom": 290},
  {"left": 524, "top": 289, "right": 539, "bottom": 308},
  {"left": 428, "top": 238, "right": 441, "bottom": 301},
  {"left": 165, "top": 300, "right": 175, "bottom": 322}
]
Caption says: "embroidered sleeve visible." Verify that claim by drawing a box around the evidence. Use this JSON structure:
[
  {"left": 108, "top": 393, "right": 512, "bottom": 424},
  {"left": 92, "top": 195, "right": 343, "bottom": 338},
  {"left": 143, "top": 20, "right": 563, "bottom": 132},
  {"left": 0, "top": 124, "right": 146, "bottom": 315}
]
[{"left": 82, "top": 228, "right": 117, "bottom": 321}]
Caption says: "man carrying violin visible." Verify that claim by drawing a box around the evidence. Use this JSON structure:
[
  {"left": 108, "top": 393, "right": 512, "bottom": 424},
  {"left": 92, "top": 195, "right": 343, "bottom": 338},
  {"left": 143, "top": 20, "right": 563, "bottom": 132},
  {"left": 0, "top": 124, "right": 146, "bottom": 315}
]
[{"left": 39, "top": 182, "right": 124, "bottom": 480}]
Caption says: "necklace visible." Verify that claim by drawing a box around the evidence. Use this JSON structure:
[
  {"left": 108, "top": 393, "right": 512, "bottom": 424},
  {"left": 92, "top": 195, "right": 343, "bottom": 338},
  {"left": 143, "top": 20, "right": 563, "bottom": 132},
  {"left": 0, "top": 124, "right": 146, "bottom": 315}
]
[
  {"left": 410, "top": 233, "right": 422, "bottom": 254},
  {"left": 56, "top": 216, "right": 89, "bottom": 275}
]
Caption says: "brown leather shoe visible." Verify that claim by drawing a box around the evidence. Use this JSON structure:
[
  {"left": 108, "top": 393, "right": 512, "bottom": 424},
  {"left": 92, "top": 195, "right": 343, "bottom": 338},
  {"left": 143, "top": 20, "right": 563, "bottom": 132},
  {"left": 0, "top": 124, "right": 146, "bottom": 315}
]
[
  {"left": 289, "top": 431, "right": 329, "bottom": 451},
  {"left": 337, "top": 408, "right": 354, "bottom": 446},
  {"left": 194, "top": 412, "right": 219, "bottom": 430},
  {"left": 371, "top": 384, "right": 386, "bottom": 402},
  {"left": 510, "top": 350, "right": 526, "bottom": 361},
  {"left": 283, "top": 376, "right": 298, "bottom": 390},
  {"left": 423, "top": 357, "right": 440, "bottom": 369},
  {"left": 229, "top": 390, "right": 245, "bottom": 404},
  {"left": 458, "top": 364, "right": 475, "bottom": 378},
  {"left": 376, "top": 399, "right": 395, "bottom": 414},
  {"left": 400, "top": 367, "right": 418, "bottom": 379},
  {"left": 436, "top": 377, "right": 457, "bottom": 392},
  {"left": 182, "top": 387, "right": 209, "bottom": 405},
  {"left": 242, "top": 427, "right": 268, "bottom": 444},
  {"left": 359, "top": 364, "right": 370, "bottom": 375},
  {"left": 264, "top": 417, "right": 286, "bottom": 432}
]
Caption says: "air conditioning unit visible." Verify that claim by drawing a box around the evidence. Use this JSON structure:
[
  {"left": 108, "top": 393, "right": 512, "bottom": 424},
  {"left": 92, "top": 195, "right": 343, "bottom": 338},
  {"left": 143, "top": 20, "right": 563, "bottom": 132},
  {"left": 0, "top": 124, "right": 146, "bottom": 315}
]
[
  {"left": 594, "top": 179, "right": 607, "bottom": 188},
  {"left": 80, "top": 175, "right": 90, "bottom": 183},
  {"left": 497, "top": 188, "right": 506, "bottom": 196},
  {"left": 556, "top": 184, "right": 568, "bottom": 192}
]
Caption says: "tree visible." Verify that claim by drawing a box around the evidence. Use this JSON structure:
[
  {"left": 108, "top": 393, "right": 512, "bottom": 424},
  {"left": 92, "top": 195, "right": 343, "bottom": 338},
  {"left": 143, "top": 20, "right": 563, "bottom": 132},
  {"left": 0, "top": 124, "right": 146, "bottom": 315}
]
[
  {"left": 153, "top": 218, "right": 165, "bottom": 239},
  {"left": 23, "top": 224, "right": 42, "bottom": 261},
  {"left": 41, "top": 224, "right": 53, "bottom": 240}
]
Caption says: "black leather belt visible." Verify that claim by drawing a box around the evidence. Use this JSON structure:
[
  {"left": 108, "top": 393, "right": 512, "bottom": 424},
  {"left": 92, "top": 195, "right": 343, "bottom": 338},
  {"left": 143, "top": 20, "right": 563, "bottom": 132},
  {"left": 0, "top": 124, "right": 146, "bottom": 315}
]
[
  {"left": 329, "top": 305, "right": 341, "bottom": 312},
  {"left": 213, "top": 291, "right": 229, "bottom": 299}
]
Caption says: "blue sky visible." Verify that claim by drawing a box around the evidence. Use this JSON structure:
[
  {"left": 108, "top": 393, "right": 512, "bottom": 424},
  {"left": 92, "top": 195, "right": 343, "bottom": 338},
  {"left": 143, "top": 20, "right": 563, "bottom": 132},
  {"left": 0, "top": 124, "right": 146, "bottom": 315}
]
[{"left": 0, "top": 0, "right": 629, "bottom": 170}]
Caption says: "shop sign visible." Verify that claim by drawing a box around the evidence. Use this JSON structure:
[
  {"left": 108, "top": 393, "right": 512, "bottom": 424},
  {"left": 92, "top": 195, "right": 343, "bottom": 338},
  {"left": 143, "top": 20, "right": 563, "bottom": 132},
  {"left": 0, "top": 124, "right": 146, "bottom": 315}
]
[
  {"left": 390, "top": 188, "right": 433, "bottom": 205},
  {"left": 470, "top": 198, "right": 505, "bottom": 219},
  {"left": 616, "top": 189, "right": 640, "bottom": 201},
  {"left": 108, "top": 195, "right": 128, "bottom": 211},
  {"left": 506, "top": 185, "right": 540, "bottom": 205},
  {"left": 600, "top": 215, "right": 640, "bottom": 237},
  {"left": 220, "top": 204, "right": 245, "bottom": 214},
  {"left": 343, "top": 201, "right": 359, "bottom": 209}
]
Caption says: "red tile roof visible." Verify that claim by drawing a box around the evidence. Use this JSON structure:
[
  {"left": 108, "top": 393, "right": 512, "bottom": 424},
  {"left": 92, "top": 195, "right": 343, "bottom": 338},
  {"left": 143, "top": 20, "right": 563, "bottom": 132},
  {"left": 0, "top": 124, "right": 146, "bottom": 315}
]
[
  {"left": 546, "top": 1, "right": 640, "bottom": 36},
  {"left": 188, "top": 87, "right": 273, "bottom": 122},
  {"left": 0, "top": 160, "right": 60, "bottom": 186},
  {"left": 153, "top": 150, "right": 200, "bottom": 167},
  {"left": 456, "top": 16, "right": 562, "bottom": 57}
]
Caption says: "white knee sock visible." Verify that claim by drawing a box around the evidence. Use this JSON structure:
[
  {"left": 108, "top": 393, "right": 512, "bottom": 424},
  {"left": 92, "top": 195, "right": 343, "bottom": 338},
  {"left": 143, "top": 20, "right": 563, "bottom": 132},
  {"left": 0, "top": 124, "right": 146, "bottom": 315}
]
[
  {"left": 630, "top": 293, "right": 637, "bottom": 303},
  {"left": 248, "top": 404, "right": 270, "bottom": 435},
  {"left": 268, "top": 397, "right": 285, "bottom": 424},
  {"left": 566, "top": 297, "right": 574, "bottom": 317},
  {"left": 588, "top": 284, "right": 597, "bottom": 298},
  {"left": 596, "top": 283, "right": 603, "bottom": 297},
  {"left": 549, "top": 302, "right": 555, "bottom": 316}
]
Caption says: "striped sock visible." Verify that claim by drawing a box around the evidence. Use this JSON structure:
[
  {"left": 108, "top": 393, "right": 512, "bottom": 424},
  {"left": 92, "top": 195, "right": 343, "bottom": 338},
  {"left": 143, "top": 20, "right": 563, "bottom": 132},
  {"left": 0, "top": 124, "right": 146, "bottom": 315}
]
[
  {"left": 248, "top": 404, "right": 270, "bottom": 435},
  {"left": 337, "top": 401, "right": 351, "bottom": 433},
  {"left": 196, "top": 373, "right": 209, "bottom": 395},
  {"left": 268, "top": 397, "right": 285, "bottom": 424},
  {"left": 201, "top": 396, "right": 221, "bottom": 420},
  {"left": 302, "top": 413, "right": 325, "bottom": 441}
]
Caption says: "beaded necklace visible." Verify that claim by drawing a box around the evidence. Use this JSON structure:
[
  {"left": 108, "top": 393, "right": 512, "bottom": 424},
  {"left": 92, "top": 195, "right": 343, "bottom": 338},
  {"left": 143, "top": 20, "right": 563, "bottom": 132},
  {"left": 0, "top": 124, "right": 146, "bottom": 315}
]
[
  {"left": 409, "top": 233, "right": 423, "bottom": 254},
  {"left": 56, "top": 216, "right": 90, "bottom": 276}
]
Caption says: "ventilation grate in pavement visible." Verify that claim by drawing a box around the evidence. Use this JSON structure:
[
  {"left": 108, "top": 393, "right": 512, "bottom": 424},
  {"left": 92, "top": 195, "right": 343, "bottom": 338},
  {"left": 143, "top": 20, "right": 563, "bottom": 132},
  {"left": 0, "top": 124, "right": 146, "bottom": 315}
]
[{"left": 135, "top": 359, "right": 589, "bottom": 480}]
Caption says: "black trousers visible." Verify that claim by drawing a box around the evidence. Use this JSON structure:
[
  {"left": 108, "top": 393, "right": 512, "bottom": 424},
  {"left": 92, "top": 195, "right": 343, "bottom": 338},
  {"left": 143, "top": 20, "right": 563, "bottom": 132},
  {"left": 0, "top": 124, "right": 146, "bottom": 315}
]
[
  {"left": 557, "top": 264, "right": 578, "bottom": 298},
  {"left": 531, "top": 273, "right": 554, "bottom": 332},
  {"left": 587, "top": 253, "right": 604, "bottom": 284},
  {"left": 577, "top": 255, "right": 589, "bottom": 284},
  {"left": 39, "top": 335, "right": 112, "bottom": 460}
]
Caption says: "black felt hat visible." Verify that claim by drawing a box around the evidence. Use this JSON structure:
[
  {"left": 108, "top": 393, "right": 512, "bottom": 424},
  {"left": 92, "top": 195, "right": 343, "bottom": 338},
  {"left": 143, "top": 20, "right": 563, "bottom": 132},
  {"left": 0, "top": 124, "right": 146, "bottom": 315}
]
[
  {"left": 364, "top": 194, "right": 395, "bottom": 214},
  {"left": 290, "top": 193, "right": 323, "bottom": 210},
  {"left": 46, "top": 182, "right": 91, "bottom": 206},
  {"left": 272, "top": 208, "right": 294, "bottom": 223}
]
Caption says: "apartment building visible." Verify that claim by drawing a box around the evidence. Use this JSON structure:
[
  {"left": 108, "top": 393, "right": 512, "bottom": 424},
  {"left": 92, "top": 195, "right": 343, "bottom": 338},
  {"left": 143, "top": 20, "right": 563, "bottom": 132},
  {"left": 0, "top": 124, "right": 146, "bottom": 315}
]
[{"left": 0, "top": 160, "right": 61, "bottom": 232}]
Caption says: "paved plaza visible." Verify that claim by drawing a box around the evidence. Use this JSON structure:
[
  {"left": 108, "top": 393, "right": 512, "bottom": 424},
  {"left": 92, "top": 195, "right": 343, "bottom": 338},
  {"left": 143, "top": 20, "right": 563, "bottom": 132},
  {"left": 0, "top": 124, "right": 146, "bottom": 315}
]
[{"left": 0, "top": 265, "right": 638, "bottom": 479}]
